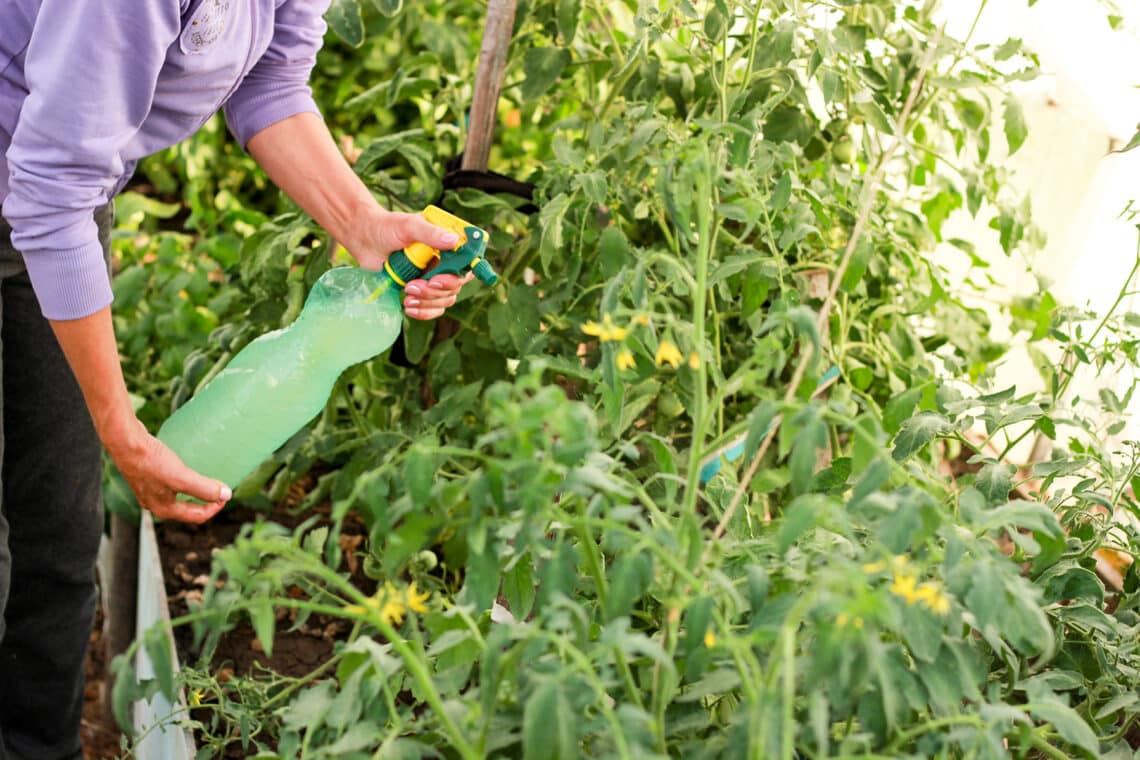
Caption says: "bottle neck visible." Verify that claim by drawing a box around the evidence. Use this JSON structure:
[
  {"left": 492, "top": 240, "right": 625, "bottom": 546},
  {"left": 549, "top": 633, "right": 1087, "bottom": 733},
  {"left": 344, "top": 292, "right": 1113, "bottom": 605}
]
[{"left": 383, "top": 249, "right": 424, "bottom": 289}]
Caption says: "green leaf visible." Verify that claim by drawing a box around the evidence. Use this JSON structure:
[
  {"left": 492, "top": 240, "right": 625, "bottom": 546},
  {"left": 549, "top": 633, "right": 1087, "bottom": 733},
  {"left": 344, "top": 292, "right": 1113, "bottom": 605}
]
[
  {"left": 606, "top": 552, "right": 653, "bottom": 620},
  {"left": 463, "top": 545, "right": 500, "bottom": 610},
  {"left": 353, "top": 129, "right": 426, "bottom": 174},
  {"left": 891, "top": 412, "right": 952, "bottom": 460},
  {"left": 521, "top": 48, "right": 572, "bottom": 101},
  {"left": 574, "top": 171, "right": 607, "bottom": 204},
  {"left": 777, "top": 495, "right": 830, "bottom": 553},
  {"left": 557, "top": 0, "right": 581, "bottom": 43},
  {"left": 538, "top": 192, "right": 571, "bottom": 273},
  {"left": 770, "top": 173, "right": 792, "bottom": 212},
  {"left": 143, "top": 628, "right": 176, "bottom": 701},
  {"left": 598, "top": 225, "right": 631, "bottom": 277},
  {"left": 524, "top": 680, "right": 576, "bottom": 760},
  {"left": 840, "top": 239, "right": 872, "bottom": 291},
  {"left": 249, "top": 598, "right": 276, "bottom": 657},
  {"left": 743, "top": 401, "right": 779, "bottom": 462},
  {"left": 1027, "top": 702, "right": 1099, "bottom": 758},
  {"left": 882, "top": 386, "right": 923, "bottom": 434},
  {"left": 973, "top": 501, "right": 1063, "bottom": 540},
  {"left": 109, "top": 654, "right": 151, "bottom": 732},
  {"left": 1113, "top": 128, "right": 1140, "bottom": 155},
  {"left": 681, "top": 596, "right": 714, "bottom": 658},
  {"left": 1094, "top": 691, "right": 1138, "bottom": 720},
  {"left": 405, "top": 445, "right": 434, "bottom": 505},
  {"left": 1003, "top": 95, "right": 1028, "bottom": 155},
  {"left": 502, "top": 555, "right": 536, "bottom": 619},
  {"left": 789, "top": 406, "right": 828, "bottom": 495},
  {"left": 370, "top": 0, "right": 403, "bottom": 16},
  {"left": 677, "top": 668, "right": 741, "bottom": 702},
  {"left": 975, "top": 461, "right": 1014, "bottom": 505},
  {"left": 325, "top": 0, "right": 364, "bottom": 46}
]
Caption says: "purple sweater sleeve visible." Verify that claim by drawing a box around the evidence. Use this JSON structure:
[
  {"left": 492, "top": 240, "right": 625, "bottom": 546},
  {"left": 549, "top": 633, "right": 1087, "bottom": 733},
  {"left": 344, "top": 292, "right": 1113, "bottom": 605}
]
[
  {"left": 224, "top": 0, "right": 330, "bottom": 147},
  {"left": 2, "top": 0, "right": 181, "bottom": 320}
]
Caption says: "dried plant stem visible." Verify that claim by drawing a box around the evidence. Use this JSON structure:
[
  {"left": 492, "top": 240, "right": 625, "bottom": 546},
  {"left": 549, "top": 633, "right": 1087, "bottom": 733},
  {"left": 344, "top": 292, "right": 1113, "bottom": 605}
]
[{"left": 702, "top": 26, "right": 946, "bottom": 562}]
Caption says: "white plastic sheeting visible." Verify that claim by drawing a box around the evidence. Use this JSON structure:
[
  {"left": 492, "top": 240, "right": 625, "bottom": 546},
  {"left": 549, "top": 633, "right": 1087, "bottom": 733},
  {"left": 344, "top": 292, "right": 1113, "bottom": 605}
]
[{"left": 935, "top": 0, "right": 1140, "bottom": 444}]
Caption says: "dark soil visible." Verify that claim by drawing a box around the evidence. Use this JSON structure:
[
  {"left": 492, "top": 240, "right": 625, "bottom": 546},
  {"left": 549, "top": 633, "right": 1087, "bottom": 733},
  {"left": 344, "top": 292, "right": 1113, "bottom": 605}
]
[
  {"left": 157, "top": 502, "right": 370, "bottom": 679},
  {"left": 154, "top": 499, "right": 371, "bottom": 757}
]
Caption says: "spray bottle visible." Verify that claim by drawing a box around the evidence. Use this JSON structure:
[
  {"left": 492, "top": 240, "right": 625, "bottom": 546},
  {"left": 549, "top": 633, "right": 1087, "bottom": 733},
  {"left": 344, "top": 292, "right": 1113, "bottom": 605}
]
[{"left": 158, "top": 206, "right": 496, "bottom": 487}]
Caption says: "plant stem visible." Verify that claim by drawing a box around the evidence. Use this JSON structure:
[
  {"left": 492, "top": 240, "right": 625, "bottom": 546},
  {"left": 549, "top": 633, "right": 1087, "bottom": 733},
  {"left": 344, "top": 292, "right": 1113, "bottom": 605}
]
[
  {"left": 683, "top": 142, "right": 716, "bottom": 517},
  {"left": 1027, "top": 732, "right": 1070, "bottom": 760}
]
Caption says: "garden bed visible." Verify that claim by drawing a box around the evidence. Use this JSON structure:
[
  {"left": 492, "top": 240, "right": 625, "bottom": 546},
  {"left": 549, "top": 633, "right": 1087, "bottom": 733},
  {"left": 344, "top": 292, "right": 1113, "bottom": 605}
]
[{"left": 152, "top": 499, "right": 372, "bottom": 755}]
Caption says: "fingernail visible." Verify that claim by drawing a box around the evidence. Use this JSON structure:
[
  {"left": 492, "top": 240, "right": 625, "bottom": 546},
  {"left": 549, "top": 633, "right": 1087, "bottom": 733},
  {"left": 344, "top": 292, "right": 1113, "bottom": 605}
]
[
  {"left": 441, "top": 233, "right": 459, "bottom": 247},
  {"left": 405, "top": 284, "right": 422, "bottom": 296},
  {"left": 220, "top": 486, "right": 232, "bottom": 501},
  {"left": 405, "top": 297, "right": 420, "bottom": 307}
]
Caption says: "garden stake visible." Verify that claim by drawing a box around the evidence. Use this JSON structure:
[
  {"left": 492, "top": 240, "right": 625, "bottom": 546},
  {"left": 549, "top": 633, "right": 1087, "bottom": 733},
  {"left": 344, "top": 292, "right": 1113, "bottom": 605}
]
[{"left": 462, "top": 0, "right": 517, "bottom": 173}]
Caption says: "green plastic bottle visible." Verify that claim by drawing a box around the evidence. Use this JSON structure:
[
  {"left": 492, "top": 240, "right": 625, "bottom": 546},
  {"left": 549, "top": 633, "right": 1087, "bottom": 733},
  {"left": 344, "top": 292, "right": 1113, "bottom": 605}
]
[{"left": 158, "top": 206, "right": 496, "bottom": 488}]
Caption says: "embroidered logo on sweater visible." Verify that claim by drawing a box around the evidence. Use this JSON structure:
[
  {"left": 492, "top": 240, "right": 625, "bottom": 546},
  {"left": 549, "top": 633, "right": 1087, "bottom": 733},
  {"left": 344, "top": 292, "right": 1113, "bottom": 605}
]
[{"left": 180, "top": 0, "right": 232, "bottom": 55}]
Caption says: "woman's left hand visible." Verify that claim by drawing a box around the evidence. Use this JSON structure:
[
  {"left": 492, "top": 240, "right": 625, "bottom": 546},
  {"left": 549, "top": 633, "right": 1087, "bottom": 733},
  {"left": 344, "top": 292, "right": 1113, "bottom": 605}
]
[{"left": 402, "top": 272, "right": 474, "bottom": 320}]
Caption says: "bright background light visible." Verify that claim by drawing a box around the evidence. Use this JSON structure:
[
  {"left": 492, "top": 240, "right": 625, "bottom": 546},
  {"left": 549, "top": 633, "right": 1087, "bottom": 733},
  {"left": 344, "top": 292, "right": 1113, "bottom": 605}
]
[{"left": 934, "top": 0, "right": 1140, "bottom": 444}]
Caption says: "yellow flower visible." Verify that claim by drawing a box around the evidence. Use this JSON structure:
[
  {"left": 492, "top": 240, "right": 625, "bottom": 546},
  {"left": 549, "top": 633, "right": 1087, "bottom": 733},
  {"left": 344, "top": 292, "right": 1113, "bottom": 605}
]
[
  {"left": 581, "top": 314, "right": 627, "bottom": 342},
  {"left": 656, "top": 340, "right": 683, "bottom": 368},
  {"left": 616, "top": 350, "right": 636, "bottom": 371},
  {"left": 189, "top": 689, "right": 203, "bottom": 708},
  {"left": 632, "top": 314, "right": 651, "bottom": 326},
  {"left": 347, "top": 583, "right": 409, "bottom": 626},
  {"left": 863, "top": 555, "right": 908, "bottom": 574},
  {"left": 915, "top": 583, "right": 951, "bottom": 615},
  {"left": 379, "top": 582, "right": 407, "bottom": 626},
  {"left": 406, "top": 581, "right": 430, "bottom": 614},
  {"left": 600, "top": 315, "right": 627, "bottom": 342},
  {"left": 836, "top": 612, "right": 849, "bottom": 627},
  {"left": 688, "top": 352, "right": 701, "bottom": 369},
  {"left": 889, "top": 573, "right": 920, "bottom": 604},
  {"left": 704, "top": 628, "right": 716, "bottom": 648}
]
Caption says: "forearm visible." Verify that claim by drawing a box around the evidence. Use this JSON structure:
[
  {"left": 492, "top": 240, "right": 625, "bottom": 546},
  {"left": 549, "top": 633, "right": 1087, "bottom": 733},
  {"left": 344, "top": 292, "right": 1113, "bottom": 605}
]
[
  {"left": 245, "top": 111, "right": 466, "bottom": 319},
  {"left": 49, "top": 307, "right": 138, "bottom": 452},
  {"left": 246, "top": 111, "right": 380, "bottom": 257}
]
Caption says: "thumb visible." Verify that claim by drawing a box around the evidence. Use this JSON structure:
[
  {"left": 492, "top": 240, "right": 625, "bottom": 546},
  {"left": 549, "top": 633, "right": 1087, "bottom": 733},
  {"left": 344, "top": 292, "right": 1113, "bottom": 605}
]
[
  {"left": 404, "top": 214, "right": 461, "bottom": 252},
  {"left": 169, "top": 460, "right": 232, "bottom": 504}
]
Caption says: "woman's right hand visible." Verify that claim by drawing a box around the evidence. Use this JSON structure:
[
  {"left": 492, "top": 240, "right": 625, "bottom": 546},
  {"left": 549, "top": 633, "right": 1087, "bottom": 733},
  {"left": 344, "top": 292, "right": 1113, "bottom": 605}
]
[{"left": 106, "top": 417, "right": 230, "bottom": 524}]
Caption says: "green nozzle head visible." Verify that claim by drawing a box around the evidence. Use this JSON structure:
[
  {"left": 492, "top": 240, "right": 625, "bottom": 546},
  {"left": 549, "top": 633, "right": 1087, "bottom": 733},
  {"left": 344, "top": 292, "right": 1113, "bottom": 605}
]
[
  {"left": 384, "top": 212, "right": 498, "bottom": 290},
  {"left": 423, "top": 226, "right": 497, "bottom": 285}
]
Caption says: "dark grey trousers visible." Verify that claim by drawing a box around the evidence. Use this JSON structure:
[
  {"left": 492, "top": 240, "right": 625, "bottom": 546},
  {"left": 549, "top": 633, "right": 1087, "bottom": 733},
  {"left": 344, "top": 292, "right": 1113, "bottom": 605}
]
[{"left": 0, "top": 207, "right": 110, "bottom": 760}]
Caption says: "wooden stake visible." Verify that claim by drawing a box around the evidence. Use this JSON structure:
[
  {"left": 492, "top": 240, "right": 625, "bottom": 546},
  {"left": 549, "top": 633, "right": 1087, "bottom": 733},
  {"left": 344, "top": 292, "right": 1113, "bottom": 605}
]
[{"left": 461, "top": 0, "right": 518, "bottom": 172}]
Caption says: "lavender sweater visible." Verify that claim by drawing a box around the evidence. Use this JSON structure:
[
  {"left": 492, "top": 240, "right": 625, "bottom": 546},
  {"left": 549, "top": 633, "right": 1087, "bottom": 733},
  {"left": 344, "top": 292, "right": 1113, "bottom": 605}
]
[{"left": 0, "top": 0, "right": 330, "bottom": 320}]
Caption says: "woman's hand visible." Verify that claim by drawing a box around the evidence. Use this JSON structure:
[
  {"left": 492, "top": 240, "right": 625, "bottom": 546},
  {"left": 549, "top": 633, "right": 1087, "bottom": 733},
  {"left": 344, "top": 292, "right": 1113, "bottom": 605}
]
[
  {"left": 245, "top": 115, "right": 475, "bottom": 321},
  {"left": 345, "top": 208, "right": 474, "bottom": 320},
  {"left": 403, "top": 272, "right": 474, "bottom": 320},
  {"left": 345, "top": 208, "right": 461, "bottom": 270},
  {"left": 50, "top": 306, "right": 229, "bottom": 525},
  {"left": 106, "top": 417, "right": 230, "bottom": 524}
]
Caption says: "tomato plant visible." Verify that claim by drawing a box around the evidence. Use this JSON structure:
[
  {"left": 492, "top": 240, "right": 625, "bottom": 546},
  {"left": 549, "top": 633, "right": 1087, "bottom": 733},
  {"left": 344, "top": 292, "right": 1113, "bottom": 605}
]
[{"left": 109, "top": 1, "right": 1140, "bottom": 758}]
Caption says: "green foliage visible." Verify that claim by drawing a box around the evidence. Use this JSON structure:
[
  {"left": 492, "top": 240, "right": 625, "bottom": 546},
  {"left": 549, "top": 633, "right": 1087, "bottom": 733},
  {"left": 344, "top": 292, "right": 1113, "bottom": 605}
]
[{"left": 107, "top": 0, "right": 1140, "bottom": 758}]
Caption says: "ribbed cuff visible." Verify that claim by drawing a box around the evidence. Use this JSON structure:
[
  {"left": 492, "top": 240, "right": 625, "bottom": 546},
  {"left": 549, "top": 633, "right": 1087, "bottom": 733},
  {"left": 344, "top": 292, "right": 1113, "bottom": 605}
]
[
  {"left": 21, "top": 240, "right": 113, "bottom": 320},
  {"left": 226, "top": 90, "right": 320, "bottom": 147}
]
